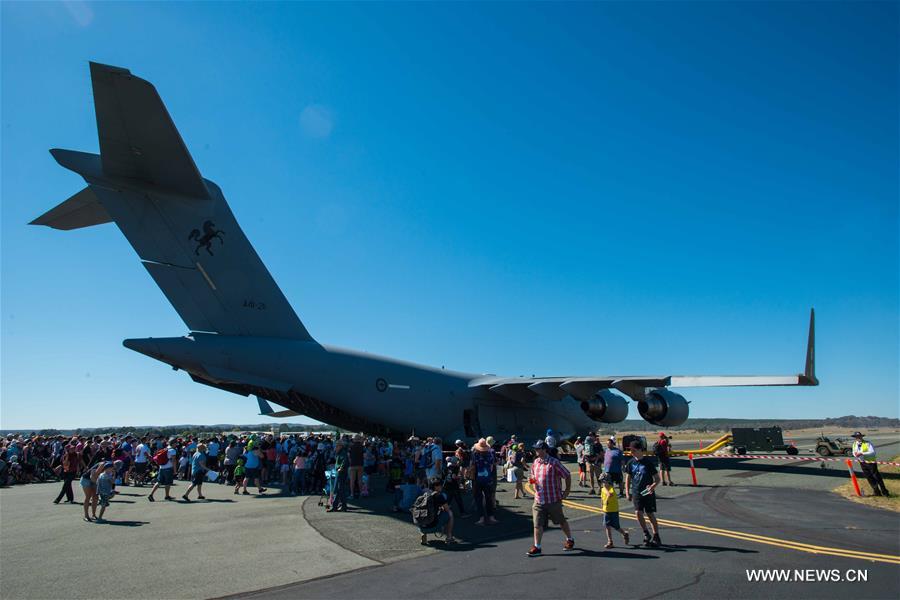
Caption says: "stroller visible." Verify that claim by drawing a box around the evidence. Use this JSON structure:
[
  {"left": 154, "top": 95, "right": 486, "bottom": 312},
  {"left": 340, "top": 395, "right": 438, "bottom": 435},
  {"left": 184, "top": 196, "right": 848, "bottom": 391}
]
[{"left": 317, "top": 467, "right": 337, "bottom": 508}]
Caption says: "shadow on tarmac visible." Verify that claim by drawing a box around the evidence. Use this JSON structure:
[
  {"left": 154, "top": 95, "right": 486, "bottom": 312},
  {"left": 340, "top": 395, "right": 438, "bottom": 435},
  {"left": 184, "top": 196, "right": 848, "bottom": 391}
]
[{"left": 96, "top": 519, "right": 149, "bottom": 527}]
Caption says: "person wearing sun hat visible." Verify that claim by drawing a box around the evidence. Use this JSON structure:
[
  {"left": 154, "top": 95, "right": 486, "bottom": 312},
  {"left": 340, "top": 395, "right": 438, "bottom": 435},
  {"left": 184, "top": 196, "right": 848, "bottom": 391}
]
[
  {"left": 471, "top": 438, "right": 498, "bottom": 525},
  {"left": 526, "top": 439, "right": 574, "bottom": 557},
  {"left": 851, "top": 432, "right": 889, "bottom": 497}
]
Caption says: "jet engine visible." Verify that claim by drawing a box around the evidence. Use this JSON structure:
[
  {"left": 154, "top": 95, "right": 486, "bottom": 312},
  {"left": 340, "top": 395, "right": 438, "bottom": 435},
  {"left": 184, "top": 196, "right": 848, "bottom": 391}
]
[
  {"left": 579, "top": 390, "right": 629, "bottom": 423},
  {"left": 637, "top": 389, "right": 689, "bottom": 427}
]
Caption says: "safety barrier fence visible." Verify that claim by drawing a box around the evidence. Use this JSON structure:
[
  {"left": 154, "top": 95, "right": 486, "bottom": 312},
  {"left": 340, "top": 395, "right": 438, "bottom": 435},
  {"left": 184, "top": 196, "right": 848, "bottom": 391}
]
[{"left": 683, "top": 451, "right": 899, "bottom": 496}]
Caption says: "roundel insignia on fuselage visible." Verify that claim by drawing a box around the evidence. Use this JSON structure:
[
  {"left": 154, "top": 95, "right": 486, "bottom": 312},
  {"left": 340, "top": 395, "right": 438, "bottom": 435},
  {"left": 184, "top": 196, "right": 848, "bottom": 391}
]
[{"left": 375, "top": 378, "right": 388, "bottom": 392}]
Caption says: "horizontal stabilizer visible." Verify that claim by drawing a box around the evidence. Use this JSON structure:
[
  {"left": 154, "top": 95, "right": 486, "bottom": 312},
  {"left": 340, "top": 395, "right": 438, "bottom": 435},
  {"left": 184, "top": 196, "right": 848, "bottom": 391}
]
[
  {"left": 257, "top": 396, "right": 301, "bottom": 418},
  {"left": 30, "top": 186, "right": 111, "bottom": 230}
]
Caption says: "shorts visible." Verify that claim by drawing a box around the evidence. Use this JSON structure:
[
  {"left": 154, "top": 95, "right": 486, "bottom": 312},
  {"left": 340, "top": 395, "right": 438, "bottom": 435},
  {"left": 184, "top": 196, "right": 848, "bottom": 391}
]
[
  {"left": 98, "top": 494, "right": 112, "bottom": 507},
  {"left": 602, "top": 511, "right": 621, "bottom": 529},
  {"left": 80, "top": 477, "right": 96, "bottom": 490},
  {"left": 532, "top": 501, "right": 567, "bottom": 529},
  {"left": 632, "top": 493, "right": 657, "bottom": 514},
  {"left": 658, "top": 458, "right": 671, "bottom": 472},
  {"left": 578, "top": 462, "right": 585, "bottom": 473},
  {"left": 244, "top": 467, "right": 260, "bottom": 481},
  {"left": 134, "top": 462, "right": 148, "bottom": 475},
  {"left": 607, "top": 472, "right": 623, "bottom": 486},
  {"left": 419, "top": 510, "right": 450, "bottom": 534},
  {"left": 191, "top": 469, "right": 207, "bottom": 485},
  {"left": 157, "top": 468, "right": 174, "bottom": 486}
]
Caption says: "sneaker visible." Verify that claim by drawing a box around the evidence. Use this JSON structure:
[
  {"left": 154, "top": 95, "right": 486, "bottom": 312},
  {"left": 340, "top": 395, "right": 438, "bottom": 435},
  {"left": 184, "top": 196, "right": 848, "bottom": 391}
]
[
  {"left": 588, "top": 489, "right": 596, "bottom": 495},
  {"left": 651, "top": 534, "right": 661, "bottom": 547},
  {"left": 182, "top": 495, "right": 191, "bottom": 502},
  {"left": 420, "top": 533, "right": 428, "bottom": 545},
  {"left": 669, "top": 482, "right": 677, "bottom": 487},
  {"left": 526, "top": 545, "right": 542, "bottom": 557},
  {"left": 164, "top": 496, "right": 175, "bottom": 501},
  {"left": 147, "top": 496, "right": 155, "bottom": 502},
  {"left": 643, "top": 531, "right": 652, "bottom": 546},
  {"left": 242, "top": 491, "right": 250, "bottom": 495},
  {"left": 563, "top": 539, "right": 575, "bottom": 551},
  {"left": 234, "top": 489, "right": 239, "bottom": 495},
  {"left": 622, "top": 531, "right": 630, "bottom": 545},
  {"left": 605, "top": 541, "right": 614, "bottom": 549},
  {"left": 197, "top": 495, "right": 205, "bottom": 500}
]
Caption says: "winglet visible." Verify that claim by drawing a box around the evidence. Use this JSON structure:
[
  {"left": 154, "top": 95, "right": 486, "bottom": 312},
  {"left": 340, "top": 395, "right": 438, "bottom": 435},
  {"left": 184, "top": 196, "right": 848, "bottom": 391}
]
[{"left": 802, "top": 308, "right": 818, "bottom": 385}]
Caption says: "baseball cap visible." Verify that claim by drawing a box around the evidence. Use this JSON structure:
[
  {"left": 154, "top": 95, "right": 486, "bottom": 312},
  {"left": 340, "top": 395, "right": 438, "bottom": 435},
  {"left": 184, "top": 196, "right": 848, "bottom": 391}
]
[{"left": 533, "top": 440, "right": 548, "bottom": 450}]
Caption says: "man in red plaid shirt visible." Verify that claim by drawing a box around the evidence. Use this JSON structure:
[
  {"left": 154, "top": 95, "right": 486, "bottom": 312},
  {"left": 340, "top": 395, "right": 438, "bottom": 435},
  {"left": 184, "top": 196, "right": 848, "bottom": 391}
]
[{"left": 527, "top": 440, "right": 574, "bottom": 557}]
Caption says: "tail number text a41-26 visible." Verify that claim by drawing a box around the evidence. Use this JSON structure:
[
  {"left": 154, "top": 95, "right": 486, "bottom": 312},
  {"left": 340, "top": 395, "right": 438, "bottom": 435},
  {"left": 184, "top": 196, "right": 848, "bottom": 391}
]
[{"left": 243, "top": 300, "right": 267, "bottom": 310}]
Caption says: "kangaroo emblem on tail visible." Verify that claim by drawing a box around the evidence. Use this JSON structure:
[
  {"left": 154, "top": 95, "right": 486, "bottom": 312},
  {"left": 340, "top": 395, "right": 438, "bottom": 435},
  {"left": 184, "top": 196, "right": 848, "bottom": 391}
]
[{"left": 188, "top": 220, "right": 225, "bottom": 256}]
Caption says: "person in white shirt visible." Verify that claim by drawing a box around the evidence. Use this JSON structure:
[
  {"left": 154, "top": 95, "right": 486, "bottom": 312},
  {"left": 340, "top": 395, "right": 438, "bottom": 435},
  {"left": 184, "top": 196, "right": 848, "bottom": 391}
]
[
  {"left": 851, "top": 432, "right": 890, "bottom": 497},
  {"left": 148, "top": 442, "right": 177, "bottom": 502},
  {"left": 132, "top": 438, "right": 152, "bottom": 486}
]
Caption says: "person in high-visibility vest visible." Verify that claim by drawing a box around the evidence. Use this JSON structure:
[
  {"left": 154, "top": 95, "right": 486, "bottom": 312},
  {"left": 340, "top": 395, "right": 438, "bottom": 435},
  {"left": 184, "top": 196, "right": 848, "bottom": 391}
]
[{"left": 851, "top": 432, "right": 890, "bottom": 497}]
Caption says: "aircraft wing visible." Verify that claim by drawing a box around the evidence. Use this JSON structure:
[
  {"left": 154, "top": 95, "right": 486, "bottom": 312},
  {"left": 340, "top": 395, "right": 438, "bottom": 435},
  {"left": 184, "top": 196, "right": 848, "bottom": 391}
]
[{"left": 470, "top": 309, "right": 817, "bottom": 402}]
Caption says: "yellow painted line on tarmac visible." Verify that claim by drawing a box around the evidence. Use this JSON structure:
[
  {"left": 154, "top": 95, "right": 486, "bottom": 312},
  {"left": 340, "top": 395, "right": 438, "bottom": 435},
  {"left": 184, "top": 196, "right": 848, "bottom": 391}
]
[{"left": 524, "top": 485, "right": 900, "bottom": 565}]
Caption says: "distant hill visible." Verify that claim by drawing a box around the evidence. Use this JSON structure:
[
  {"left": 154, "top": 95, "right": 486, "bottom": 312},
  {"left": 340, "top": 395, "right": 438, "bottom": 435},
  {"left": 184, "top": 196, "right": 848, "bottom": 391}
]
[
  {"left": 0, "top": 422, "right": 349, "bottom": 438},
  {"left": 2, "top": 415, "right": 898, "bottom": 438}
]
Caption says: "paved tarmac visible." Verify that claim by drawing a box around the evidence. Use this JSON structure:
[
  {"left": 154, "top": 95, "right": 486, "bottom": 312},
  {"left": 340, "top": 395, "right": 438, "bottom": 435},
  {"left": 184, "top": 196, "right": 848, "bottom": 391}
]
[
  {"left": 236, "top": 485, "right": 900, "bottom": 600},
  {"left": 0, "top": 479, "right": 374, "bottom": 599},
  {"left": 1, "top": 433, "right": 898, "bottom": 600}
]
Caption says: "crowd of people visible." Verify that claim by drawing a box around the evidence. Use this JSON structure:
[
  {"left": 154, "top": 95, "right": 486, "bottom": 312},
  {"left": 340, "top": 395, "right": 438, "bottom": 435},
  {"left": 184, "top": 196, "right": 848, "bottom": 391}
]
[
  {"left": 1, "top": 427, "right": 892, "bottom": 557},
  {"left": 0, "top": 427, "right": 675, "bottom": 554}
]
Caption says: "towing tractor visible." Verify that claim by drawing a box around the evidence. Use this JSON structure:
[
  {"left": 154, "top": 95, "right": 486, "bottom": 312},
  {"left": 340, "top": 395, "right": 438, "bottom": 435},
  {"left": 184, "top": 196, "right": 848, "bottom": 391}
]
[{"left": 815, "top": 435, "right": 854, "bottom": 457}]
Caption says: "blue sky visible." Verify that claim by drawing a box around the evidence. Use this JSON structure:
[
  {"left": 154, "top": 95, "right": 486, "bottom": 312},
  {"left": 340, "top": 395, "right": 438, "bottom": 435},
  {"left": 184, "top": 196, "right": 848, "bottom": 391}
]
[{"left": 2, "top": 1, "right": 897, "bottom": 429}]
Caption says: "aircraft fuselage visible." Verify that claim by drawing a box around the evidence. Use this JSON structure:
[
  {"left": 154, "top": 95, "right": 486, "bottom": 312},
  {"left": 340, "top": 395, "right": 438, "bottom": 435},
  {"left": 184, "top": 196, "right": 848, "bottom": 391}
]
[{"left": 124, "top": 334, "right": 595, "bottom": 441}]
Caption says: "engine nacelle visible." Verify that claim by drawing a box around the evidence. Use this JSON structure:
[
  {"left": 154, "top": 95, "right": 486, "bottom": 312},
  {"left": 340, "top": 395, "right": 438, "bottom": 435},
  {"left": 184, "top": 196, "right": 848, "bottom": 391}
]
[
  {"left": 637, "top": 389, "right": 689, "bottom": 427},
  {"left": 580, "top": 390, "right": 629, "bottom": 423}
]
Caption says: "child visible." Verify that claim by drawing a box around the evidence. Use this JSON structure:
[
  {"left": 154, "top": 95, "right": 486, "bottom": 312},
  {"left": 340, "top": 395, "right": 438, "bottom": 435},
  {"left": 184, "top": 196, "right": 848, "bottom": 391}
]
[
  {"left": 178, "top": 451, "right": 190, "bottom": 481},
  {"left": 232, "top": 457, "right": 246, "bottom": 495},
  {"left": 599, "top": 473, "right": 629, "bottom": 548},
  {"left": 291, "top": 451, "right": 307, "bottom": 495},
  {"left": 280, "top": 451, "right": 291, "bottom": 488},
  {"left": 95, "top": 462, "right": 117, "bottom": 522},
  {"left": 387, "top": 455, "right": 403, "bottom": 492}
]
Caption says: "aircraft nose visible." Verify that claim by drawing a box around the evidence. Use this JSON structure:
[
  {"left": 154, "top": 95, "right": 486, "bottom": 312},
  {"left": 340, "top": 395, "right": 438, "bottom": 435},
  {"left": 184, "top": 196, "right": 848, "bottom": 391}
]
[{"left": 122, "top": 338, "right": 162, "bottom": 359}]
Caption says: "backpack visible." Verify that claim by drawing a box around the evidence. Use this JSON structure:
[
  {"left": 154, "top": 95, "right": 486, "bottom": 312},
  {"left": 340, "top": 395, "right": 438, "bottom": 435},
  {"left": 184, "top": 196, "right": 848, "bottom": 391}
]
[
  {"left": 153, "top": 449, "right": 169, "bottom": 466},
  {"left": 583, "top": 437, "right": 595, "bottom": 456},
  {"left": 411, "top": 490, "right": 438, "bottom": 526}
]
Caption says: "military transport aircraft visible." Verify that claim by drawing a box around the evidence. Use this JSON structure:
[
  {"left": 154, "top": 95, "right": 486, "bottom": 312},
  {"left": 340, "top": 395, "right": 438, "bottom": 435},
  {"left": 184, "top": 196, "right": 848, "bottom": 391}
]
[{"left": 32, "top": 63, "right": 818, "bottom": 442}]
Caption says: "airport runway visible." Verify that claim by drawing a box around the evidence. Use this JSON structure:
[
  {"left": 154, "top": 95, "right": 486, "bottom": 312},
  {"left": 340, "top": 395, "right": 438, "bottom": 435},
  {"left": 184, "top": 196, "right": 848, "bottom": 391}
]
[{"left": 1, "top": 433, "right": 897, "bottom": 600}]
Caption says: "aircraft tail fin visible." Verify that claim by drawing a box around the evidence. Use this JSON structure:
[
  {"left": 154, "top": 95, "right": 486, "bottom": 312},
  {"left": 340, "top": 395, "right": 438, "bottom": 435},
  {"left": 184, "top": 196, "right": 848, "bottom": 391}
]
[{"left": 31, "top": 62, "right": 315, "bottom": 341}]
